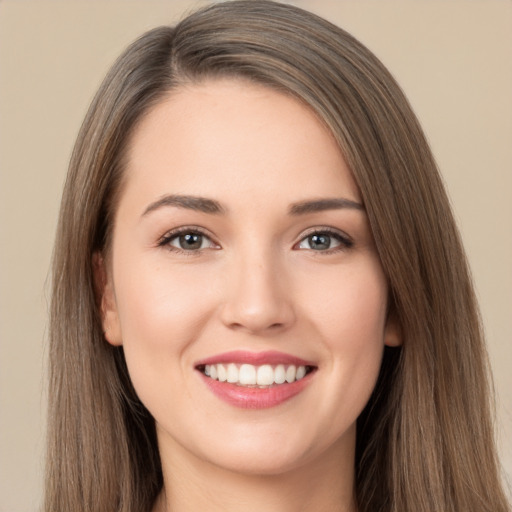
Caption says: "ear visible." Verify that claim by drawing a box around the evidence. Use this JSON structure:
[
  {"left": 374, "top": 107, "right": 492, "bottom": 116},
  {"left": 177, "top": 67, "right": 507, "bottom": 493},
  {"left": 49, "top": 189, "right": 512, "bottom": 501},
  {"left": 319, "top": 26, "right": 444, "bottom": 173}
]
[
  {"left": 384, "top": 309, "right": 402, "bottom": 347},
  {"left": 92, "top": 251, "right": 123, "bottom": 346}
]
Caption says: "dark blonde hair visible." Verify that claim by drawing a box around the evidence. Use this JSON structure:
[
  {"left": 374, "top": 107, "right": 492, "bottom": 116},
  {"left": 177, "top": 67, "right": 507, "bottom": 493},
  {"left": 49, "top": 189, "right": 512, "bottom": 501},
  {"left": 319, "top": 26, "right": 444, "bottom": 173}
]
[{"left": 46, "top": 1, "right": 510, "bottom": 511}]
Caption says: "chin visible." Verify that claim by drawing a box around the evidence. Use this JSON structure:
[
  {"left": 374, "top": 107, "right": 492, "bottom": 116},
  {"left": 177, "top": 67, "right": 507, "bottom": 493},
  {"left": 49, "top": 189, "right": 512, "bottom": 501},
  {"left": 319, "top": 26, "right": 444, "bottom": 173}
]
[
  {"left": 205, "top": 446, "right": 312, "bottom": 477},
  {"left": 184, "top": 421, "right": 352, "bottom": 478}
]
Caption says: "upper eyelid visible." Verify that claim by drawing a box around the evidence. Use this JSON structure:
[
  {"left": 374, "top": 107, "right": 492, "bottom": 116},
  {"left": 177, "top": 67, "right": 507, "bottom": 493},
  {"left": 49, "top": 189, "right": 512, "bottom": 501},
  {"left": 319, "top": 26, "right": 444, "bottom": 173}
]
[
  {"left": 157, "top": 225, "right": 352, "bottom": 248},
  {"left": 294, "top": 227, "right": 354, "bottom": 252},
  {"left": 157, "top": 225, "right": 218, "bottom": 246},
  {"left": 297, "top": 226, "right": 352, "bottom": 241}
]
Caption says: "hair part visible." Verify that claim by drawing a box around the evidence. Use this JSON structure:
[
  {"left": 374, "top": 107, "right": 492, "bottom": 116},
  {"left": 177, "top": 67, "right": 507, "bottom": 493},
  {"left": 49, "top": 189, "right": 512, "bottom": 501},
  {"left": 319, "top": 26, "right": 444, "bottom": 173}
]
[{"left": 46, "top": 2, "right": 510, "bottom": 511}]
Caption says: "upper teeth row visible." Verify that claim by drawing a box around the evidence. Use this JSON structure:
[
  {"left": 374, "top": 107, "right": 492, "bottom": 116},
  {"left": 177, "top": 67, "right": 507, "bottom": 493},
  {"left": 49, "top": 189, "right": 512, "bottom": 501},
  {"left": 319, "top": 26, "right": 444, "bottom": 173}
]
[{"left": 204, "top": 363, "right": 307, "bottom": 386}]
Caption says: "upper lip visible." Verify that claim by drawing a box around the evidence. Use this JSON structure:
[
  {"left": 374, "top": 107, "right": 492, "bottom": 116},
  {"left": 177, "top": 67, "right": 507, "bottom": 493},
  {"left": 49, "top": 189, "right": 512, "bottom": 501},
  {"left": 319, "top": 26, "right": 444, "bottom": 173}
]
[{"left": 195, "top": 350, "right": 316, "bottom": 368}]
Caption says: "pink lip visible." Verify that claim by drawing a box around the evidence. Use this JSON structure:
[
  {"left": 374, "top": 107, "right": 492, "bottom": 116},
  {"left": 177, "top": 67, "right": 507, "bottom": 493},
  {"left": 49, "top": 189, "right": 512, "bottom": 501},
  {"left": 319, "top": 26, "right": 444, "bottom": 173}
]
[
  {"left": 199, "top": 371, "right": 315, "bottom": 409},
  {"left": 195, "top": 350, "right": 317, "bottom": 409},
  {"left": 195, "top": 350, "right": 315, "bottom": 367}
]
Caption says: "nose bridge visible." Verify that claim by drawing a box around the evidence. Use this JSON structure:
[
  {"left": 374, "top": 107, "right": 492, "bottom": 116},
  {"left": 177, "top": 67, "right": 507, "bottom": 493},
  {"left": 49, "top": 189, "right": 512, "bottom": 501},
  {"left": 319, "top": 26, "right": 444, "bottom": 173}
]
[{"left": 220, "top": 238, "right": 295, "bottom": 334}]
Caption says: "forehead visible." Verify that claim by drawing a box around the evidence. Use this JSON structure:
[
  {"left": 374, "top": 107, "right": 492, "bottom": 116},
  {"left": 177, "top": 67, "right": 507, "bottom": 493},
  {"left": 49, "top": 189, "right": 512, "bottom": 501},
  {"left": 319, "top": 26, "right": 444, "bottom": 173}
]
[{"left": 121, "top": 78, "right": 360, "bottom": 213}]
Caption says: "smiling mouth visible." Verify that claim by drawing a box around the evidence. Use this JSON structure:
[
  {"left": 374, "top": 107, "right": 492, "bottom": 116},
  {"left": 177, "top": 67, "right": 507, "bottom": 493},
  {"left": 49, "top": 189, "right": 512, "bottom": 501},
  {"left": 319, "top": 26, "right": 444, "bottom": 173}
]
[{"left": 196, "top": 363, "right": 316, "bottom": 388}]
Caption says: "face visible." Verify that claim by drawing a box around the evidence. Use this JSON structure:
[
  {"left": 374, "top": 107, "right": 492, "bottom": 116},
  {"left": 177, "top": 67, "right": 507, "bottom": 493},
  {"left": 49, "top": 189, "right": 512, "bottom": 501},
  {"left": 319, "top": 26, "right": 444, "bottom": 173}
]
[{"left": 99, "top": 79, "right": 399, "bottom": 476}]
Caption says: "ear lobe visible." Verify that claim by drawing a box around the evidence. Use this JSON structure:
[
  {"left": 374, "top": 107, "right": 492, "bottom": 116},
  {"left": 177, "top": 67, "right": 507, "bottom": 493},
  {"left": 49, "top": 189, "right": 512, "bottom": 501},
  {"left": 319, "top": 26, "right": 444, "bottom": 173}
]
[
  {"left": 92, "top": 251, "right": 123, "bottom": 346},
  {"left": 384, "top": 310, "right": 402, "bottom": 347}
]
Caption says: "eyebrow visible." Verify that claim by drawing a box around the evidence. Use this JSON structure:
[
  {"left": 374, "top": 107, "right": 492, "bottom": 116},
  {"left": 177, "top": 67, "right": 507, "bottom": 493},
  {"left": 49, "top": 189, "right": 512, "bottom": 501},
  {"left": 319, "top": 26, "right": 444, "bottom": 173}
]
[
  {"left": 288, "top": 198, "right": 364, "bottom": 215},
  {"left": 142, "top": 194, "right": 226, "bottom": 216},
  {"left": 142, "top": 194, "right": 364, "bottom": 217}
]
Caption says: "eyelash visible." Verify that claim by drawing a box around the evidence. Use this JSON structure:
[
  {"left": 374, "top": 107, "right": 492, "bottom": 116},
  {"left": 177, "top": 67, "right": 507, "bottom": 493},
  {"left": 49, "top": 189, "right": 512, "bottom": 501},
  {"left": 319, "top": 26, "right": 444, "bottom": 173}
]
[
  {"left": 157, "top": 226, "right": 219, "bottom": 256},
  {"left": 157, "top": 226, "right": 353, "bottom": 255},
  {"left": 294, "top": 227, "right": 354, "bottom": 254}
]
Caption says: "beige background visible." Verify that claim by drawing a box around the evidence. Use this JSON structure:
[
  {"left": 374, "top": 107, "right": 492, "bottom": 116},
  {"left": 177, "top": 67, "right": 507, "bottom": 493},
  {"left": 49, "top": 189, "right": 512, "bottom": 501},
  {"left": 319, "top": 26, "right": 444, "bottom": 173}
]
[{"left": 0, "top": 1, "right": 510, "bottom": 510}]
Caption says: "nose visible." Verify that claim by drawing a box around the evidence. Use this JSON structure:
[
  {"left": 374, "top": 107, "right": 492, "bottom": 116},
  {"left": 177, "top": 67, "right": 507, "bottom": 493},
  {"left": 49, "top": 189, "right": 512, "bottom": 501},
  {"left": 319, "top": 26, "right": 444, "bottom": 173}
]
[{"left": 219, "top": 250, "right": 296, "bottom": 335}]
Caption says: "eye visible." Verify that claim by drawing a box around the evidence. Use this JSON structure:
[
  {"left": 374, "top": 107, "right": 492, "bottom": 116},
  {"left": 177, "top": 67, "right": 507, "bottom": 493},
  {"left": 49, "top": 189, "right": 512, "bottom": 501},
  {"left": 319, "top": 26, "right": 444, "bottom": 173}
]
[
  {"left": 158, "top": 228, "right": 219, "bottom": 252},
  {"left": 296, "top": 229, "right": 352, "bottom": 252}
]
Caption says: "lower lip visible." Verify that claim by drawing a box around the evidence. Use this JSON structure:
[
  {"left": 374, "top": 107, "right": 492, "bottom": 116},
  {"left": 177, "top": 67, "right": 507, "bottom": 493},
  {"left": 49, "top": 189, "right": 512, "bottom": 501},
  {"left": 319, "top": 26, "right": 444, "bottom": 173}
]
[{"left": 199, "top": 372, "right": 314, "bottom": 409}]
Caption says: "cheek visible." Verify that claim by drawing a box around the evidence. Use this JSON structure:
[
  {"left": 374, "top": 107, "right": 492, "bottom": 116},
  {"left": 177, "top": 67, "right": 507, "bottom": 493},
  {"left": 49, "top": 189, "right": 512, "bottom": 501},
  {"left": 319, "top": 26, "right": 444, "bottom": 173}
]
[
  {"left": 302, "top": 258, "right": 388, "bottom": 419},
  {"left": 305, "top": 257, "right": 388, "bottom": 346},
  {"left": 115, "top": 256, "right": 213, "bottom": 336},
  {"left": 330, "top": 268, "right": 387, "bottom": 375},
  {"left": 111, "top": 257, "right": 223, "bottom": 420},
  {"left": 112, "top": 256, "right": 220, "bottom": 387}
]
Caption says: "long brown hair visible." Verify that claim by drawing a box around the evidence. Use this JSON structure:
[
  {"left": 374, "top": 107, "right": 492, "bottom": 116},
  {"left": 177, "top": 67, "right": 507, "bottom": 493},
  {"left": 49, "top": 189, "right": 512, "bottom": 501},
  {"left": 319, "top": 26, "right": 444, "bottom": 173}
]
[{"left": 45, "top": 1, "right": 510, "bottom": 511}]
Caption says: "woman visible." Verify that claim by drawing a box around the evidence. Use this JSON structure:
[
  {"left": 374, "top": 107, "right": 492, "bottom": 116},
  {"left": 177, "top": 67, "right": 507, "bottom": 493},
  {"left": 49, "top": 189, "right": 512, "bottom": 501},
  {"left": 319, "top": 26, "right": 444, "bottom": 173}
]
[{"left": 45, "top": 1, "right": 511, "bottom": 511}]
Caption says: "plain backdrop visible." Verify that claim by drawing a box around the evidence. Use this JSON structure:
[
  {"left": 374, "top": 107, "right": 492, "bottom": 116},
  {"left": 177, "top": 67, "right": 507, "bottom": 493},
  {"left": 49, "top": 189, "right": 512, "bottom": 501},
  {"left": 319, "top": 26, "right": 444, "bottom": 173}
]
[{"left": 0, "top": 1, "right": 511, "bottom": 510}]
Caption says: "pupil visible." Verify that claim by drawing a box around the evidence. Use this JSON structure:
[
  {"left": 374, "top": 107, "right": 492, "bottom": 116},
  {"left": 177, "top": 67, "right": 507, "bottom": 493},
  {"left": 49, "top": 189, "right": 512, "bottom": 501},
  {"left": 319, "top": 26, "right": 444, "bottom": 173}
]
[
  {"left": 309, "top": 234, "right": 330, "bottom": 250},
  {"left": 179, "top": 233, "right": 202, "bottom": 250}
]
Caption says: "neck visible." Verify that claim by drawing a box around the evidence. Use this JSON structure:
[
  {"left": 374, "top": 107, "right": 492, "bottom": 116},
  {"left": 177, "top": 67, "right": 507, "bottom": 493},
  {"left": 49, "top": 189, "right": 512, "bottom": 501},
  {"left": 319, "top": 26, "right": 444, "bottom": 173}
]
[{"left": 153, "top": 429, "right": 357, "bottom": 512}]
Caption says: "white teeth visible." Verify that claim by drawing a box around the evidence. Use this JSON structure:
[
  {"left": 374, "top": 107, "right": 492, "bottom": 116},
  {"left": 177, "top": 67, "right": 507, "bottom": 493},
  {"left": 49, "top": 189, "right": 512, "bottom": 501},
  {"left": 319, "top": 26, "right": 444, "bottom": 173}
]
[
  {"left": 274, "top": 364, "right": 286, "bottom": 384},
  {"left": 239, "top": 364, "right": 257, "bottom": 385},
  {"left": 285, "top": 365, "right": 296, "bottom": 383},
  {"left": 202, "top": 363, "right": 310, "bottom": 386},
  {"left": 227, "top": 363, "right": 238, "bottom": 383},
  {"left": 217, "top": 364, "right": 227, "bottom": 382},
  {"left": 256, "top": 364, "right": 274, "bottom": 386}
]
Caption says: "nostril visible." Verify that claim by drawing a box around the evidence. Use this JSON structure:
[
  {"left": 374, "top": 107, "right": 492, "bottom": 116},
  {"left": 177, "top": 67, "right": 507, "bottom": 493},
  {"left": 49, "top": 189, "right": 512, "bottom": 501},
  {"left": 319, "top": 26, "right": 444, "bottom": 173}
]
[{"left": 219, "top": 268, "right": 296, "bottom": 333}]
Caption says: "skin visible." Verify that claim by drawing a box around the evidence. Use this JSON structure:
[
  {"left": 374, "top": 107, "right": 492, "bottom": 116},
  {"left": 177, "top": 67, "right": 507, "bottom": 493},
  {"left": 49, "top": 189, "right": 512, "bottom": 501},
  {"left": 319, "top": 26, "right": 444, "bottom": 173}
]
[{"left": 98, "top": 79, "right": 400, "bottom": 512}]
